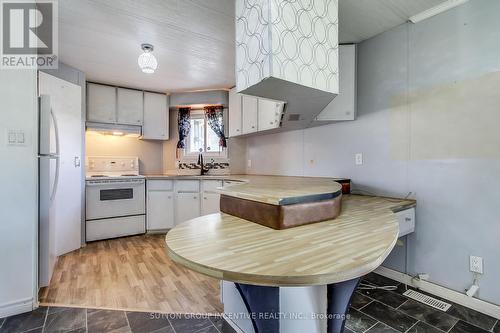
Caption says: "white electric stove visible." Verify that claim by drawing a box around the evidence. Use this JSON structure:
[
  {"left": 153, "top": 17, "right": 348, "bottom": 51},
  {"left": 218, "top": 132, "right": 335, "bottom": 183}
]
[{"left": 85, "top": 157, "right": 145, "bottom": 242}]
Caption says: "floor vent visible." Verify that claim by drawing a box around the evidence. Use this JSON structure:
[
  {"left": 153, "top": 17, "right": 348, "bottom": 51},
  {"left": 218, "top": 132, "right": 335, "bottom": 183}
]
[{"left": 403, "top": 290, "right": 452, "bottom": 311}]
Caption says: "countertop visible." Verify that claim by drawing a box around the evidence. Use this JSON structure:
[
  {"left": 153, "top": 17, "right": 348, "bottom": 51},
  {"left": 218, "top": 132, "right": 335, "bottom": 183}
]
[
  {"left": 166, "top": 194, "right": 416, "bottom": 286},
  {"left": 145, "top": 174, "right": 343, "bottom": 205}
]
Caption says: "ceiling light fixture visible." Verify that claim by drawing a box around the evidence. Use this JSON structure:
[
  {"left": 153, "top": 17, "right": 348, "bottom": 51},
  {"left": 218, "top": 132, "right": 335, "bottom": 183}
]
[
  {"left": 409, "top": 0, "right": 469, "bottom": 23},
  {"left": 138, "top": 43, "right": 158, "bottom": 74}
]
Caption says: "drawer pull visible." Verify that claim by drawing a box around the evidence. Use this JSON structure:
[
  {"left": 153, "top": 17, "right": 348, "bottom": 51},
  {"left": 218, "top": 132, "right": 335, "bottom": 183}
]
[{"left": 405, "top": 217, "right": 412, "bottom": 222}]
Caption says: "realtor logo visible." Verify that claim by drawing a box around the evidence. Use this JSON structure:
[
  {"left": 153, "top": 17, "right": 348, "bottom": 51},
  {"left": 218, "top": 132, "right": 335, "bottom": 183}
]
[{"left": 1, "top": 0, "right": 58, "bottom": 69}]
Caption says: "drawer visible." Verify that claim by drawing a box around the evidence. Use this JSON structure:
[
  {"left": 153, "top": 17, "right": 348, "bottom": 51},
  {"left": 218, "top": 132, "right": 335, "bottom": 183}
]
[
  {"left": 86, "top": 215, "right": 145, "bottom": 242},
  {"left": 176, "top": 180, "right": 200, "bottom": 192},
  {"left": 202, "top": 180, "right": 223, "bottom": 192},
  {"left": 396, "top": 208, "right": 415, "bottom": 237},
  {"left": 147, "top": 180, "right": 174, "bottom": 191}
]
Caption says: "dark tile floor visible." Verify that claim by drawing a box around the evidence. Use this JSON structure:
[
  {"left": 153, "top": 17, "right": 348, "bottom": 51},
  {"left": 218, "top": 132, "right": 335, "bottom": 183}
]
[
  {"left": 0, "top": 273, "right": 498, "bottom": 333},
  {"left": 0, "top": 307, "right": 236, "bottom": 333},
  {"left": 347, "top": 273, "right": 499, "bottom": 333}
]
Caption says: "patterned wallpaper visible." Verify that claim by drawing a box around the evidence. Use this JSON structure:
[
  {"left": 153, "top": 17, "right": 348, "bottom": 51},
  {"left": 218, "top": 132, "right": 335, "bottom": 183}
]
[{"left": 236, "top": 0, "right": 339, "bottom": 94}]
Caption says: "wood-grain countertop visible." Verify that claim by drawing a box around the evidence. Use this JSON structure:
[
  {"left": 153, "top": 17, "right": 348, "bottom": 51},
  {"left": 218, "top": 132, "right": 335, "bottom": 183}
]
[
  {"left": 166, "top": 191, "right": 416, "bottom": 286},
  {"left": 145, "top": 174, "right": 343, "bottom": 205}
]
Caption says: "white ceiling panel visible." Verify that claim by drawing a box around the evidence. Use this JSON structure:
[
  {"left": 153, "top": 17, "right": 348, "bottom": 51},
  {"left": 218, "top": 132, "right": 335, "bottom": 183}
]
[
  {"left": 339, "top": 0, "right": 448, "bottom": 43},
  {"left": 58, "top": 0, "right": 448, "bottom": 92}
]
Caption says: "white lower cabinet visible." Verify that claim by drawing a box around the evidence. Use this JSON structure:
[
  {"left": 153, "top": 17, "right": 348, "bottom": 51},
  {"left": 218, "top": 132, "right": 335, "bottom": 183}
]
[
  {"left": 176, "top": 192, "right": 201, "bottom": 225},
  {"left": 147, "top": 179, "right": 223, "bottom": 230},
  {"left": 147, "top": 181, "right": 174, "bottom": 231},
  {"left": 147, "top": 191, "right": 174, "bottom": 230},
  {"left": 201, "top": 192, "right": 220, "bottom": 215}
]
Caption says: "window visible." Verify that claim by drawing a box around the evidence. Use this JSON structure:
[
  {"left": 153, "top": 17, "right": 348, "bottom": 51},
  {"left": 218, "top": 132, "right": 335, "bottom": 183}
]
[{"left": 185, "top": 111, "right": 226, "bottom": 157}]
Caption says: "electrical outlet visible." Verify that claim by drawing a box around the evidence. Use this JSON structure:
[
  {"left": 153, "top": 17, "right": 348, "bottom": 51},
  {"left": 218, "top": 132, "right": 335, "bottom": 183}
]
[
  {"left": 470, "top": 256, "right": 483, "bottom": 274},
  {"left": 355, "top": 153, "right": 363, "bottom": 165},
  {"left": 247, "top": 159, "right": 252, "bottom": 168}
]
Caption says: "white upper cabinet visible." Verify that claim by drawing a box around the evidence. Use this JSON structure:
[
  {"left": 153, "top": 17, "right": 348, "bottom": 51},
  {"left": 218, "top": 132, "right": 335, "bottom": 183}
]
[
  {"left": 258, "top": 98, "right": 283, "bottom": 131},
  {"left": 229, "top": 90, "right": 286, "bottom": 137},
  {"left": 117, "top": 88, "right": 143, "bottom": 125},
  {"left": 316, "top": 45, "right": 357, "bottom": 121},
  {"left": 228, "top": 87, "right": 242, "bottom": 137},
  {"left": 143, "top": 92, "right": 169, "bottom": 140},
  {"left": 87, "top": 83, "right": 116, "bottom": 124},
  {"left": 242, "top": 95, "right": 258, "bottom": 134}
]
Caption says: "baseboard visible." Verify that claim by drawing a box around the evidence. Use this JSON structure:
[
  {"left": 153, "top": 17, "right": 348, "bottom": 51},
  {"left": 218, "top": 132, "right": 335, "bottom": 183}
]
[
  {"left": 375, "top": 266, "right": 500, "bottom": 320},
  {"left": 0, "top": 298, "right": 35, "bottom": 318}
]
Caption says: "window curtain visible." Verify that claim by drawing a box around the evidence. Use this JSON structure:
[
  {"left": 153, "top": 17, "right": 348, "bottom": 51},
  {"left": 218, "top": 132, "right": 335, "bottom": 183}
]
[
  {"left": 204, "top": 105, "right": 227, "bottom": 148},
  {"left": 176, "top": 107, "right": 191, "bottom": 158}
]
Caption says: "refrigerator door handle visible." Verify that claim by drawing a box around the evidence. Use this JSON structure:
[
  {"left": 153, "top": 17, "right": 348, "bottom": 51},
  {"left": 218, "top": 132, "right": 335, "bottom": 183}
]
[{"left": 50, "top": 109, "right": 61, "bottom": 202}]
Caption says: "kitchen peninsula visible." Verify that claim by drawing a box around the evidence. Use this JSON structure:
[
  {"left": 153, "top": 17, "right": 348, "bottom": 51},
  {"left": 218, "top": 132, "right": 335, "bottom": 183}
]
[{"left": 166, "top": 175, "right": 416, "bottom": 333}]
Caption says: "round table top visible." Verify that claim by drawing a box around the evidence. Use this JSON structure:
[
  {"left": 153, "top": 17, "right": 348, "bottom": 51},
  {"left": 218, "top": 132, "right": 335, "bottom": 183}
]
[{"left": 166, "top": 194, "right": 415, "bottom": 286}]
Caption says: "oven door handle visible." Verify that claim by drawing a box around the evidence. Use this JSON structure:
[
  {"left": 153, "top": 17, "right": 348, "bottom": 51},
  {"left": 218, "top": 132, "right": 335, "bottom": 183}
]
[{"left": 85, "top": 181, "right": 145, "bottom": 187}]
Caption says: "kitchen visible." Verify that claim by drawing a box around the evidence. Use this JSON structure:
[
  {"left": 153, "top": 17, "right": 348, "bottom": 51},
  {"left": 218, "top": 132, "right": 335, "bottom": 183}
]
[{"left": 1, "top": 1, "right": 500, "bottom": 333}]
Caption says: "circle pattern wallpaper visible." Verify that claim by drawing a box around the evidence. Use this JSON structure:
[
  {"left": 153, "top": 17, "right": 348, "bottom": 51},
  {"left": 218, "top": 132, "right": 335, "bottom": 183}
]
[{"left": 236, "top": 0, "right": 339, "bottom": 93}]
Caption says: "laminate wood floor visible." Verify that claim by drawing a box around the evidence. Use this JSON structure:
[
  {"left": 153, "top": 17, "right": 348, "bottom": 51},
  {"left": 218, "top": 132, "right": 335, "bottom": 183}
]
[{"left": 39, "top": 234, "right": 223, "bottom": 314}]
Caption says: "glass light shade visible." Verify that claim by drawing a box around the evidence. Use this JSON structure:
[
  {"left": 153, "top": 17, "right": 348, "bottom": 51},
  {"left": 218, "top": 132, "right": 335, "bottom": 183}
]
[{"left": 138, "top": 52, "right": 158, "bottom": 74}]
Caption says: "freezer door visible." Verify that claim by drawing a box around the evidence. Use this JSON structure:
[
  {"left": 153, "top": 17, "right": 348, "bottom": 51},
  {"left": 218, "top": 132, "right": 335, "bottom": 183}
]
[
  {"left": 39, "top": 95, "right": 58, "bottom": 157},
  {"left": 38, "top": 155, "right": 58, "bottom": 287}
]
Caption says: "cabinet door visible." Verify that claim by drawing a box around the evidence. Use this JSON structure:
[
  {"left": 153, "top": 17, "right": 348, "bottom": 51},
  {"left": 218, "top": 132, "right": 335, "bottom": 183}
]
[
  {"left": 176, "top": 192, "right": 201, "bottom": 225},
  {"left": 147, "top": 190, "right": 174, "bottom": 230},
  {"left": 201, "top": 192, "right": 220, "bottom": 216},
  {"left": 117, "top": 88, "right": 144, "bottom": 125},
  {"left": 242, "top": 95, "right": 258, "bottom": 134},
  {"left": 228, "top": 88, "right": 242, "bottom": 137},
  {"left": 316, "top": 45, "right": 357, "bottom": 121},
  {"left": 143, "top": 92, "right": 169, "bottom": 140},
  {"left": 87, "top": 83, "right": 116, "bottom": 123},
  {"left": 258, "top": 98, "right": 283, "bottom": 131}
]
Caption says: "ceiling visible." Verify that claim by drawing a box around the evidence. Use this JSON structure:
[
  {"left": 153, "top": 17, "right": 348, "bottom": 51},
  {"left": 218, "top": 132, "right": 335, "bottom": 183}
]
[{"left": 58, "top": 0, "right": 448, "bottom": 93}]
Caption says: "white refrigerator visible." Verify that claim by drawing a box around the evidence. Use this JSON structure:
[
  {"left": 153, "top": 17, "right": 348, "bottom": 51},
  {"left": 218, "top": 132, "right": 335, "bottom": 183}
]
[{"left": 38, "top": 72, "right": 83, "bottom": 287}]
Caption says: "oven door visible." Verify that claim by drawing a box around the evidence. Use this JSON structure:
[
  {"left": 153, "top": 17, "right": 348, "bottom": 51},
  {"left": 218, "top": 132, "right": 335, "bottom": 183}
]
[{"left": 86, "top": 179, "right": 145, "bottom": 220}]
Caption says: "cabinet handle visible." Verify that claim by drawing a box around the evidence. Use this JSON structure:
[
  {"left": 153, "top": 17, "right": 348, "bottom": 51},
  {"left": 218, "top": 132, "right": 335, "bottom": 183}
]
[
  {"left": 405, "top": 217, "right": 412, "bottom": 222},
  {"left": 236, "top": 129, "right": 240, "bottom": 132},
  {"left": 194, "top": 196, "right": 197, "bottom": 199},
  {"left": 251, "top": 126, "right": 255, "bottom": 129},
  {"left": 168, "top": 196, "right": 171, "bottom": 199},
  {"left": 269, "top": 122, "right": 273, "bottom": 125},
  {"left": 204, "top": 197, "right": 207, "bottom": 200}
]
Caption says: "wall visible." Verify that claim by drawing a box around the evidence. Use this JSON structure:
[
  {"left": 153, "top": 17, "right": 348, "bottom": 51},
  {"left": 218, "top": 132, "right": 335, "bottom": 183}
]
[
  {"left": 245, "top": 0, "right": 500, "bottom": 305},
  {"left": 86, "top": 132, "right": 164, "bottom": 175},
  {"left": 0, "top": 70, "right": 38, "bottom": 316}
]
